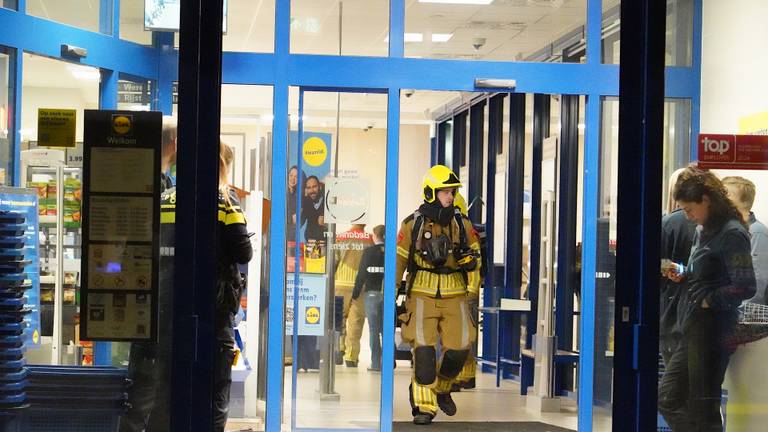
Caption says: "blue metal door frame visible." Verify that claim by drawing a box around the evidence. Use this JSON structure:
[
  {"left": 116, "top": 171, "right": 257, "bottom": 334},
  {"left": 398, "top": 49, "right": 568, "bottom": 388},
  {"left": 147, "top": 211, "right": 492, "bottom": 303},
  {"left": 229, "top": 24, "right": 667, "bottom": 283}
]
[{"left": 0, "top": 0, "right": 705, "bottom": 430}]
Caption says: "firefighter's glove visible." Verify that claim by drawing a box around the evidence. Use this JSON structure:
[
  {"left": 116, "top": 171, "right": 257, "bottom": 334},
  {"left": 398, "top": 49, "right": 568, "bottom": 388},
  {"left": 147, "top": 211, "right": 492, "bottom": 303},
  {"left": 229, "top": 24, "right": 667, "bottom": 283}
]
[{"left": 455, "top": 248, "right": 479, "bottom": 272}]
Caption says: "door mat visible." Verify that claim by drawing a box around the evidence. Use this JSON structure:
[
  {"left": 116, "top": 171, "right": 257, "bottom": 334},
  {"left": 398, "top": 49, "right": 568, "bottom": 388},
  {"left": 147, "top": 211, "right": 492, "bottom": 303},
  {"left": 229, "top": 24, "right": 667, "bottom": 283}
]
[{"left": 393, "top": 422, "right": 575, "bottom": 431}]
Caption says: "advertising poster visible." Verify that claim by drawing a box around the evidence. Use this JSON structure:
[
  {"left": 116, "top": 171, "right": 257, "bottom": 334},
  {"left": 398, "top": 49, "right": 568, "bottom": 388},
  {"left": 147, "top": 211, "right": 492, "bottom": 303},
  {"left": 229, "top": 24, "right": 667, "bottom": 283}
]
[
  {"left": 285, "top": 272, "right": 326, "bottom": 337},
  {"left": 81, "top": 110, "right": 161, "bottom": 341},
  {"left": 287, "top": 131, "right": 332, "bottom": 274},
  {"left": 0, "top": 188, "right": 41, "bottom": 346}
]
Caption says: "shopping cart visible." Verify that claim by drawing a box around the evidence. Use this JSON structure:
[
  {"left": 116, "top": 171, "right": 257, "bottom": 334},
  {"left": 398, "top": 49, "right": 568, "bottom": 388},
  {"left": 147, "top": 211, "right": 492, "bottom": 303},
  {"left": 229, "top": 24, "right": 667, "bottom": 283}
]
[{"left": 725, "top": 302, "right": 768, "bottom": 347}]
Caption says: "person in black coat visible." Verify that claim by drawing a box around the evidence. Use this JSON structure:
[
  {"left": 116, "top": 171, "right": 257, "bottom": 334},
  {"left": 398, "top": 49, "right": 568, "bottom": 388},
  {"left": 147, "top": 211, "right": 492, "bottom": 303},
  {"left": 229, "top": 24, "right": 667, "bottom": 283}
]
[
  {"left": 352, "top": 225, "right": 386, "bottom": 371},
  {"left": 214, "top": 143, "right": 253, "bottom": 431},
  {"left": 659, "top": 167, "right": 756, "bottom": 431}
]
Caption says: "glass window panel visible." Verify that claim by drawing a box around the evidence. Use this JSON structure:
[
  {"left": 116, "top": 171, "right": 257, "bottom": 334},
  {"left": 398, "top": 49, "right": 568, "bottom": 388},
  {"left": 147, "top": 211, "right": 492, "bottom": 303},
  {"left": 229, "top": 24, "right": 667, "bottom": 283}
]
[
  {"left": 222, "top": 0, "right": 275, "bottom": 53},
  {"left": 290, "top": 0, "right": 389, "bottom": 56},
  {"left": 218, "top": 84, "right": 273, "bottom": 427},
  {"left": 593, "top": 96, "right": 618, "bottom": 431},
  {"left": 406, "top": 0, "right": 587, "bottom": 62},
  {"left": 285, "top": 89, "right": 387, "bottom": 429},
  {"left": 120, "top": 0, "right": 153, "bottom": 45},
  {"left": 602, "top": 0, "right": 694, "bottom": 66},
  {"left": 2, "top": 0, "right": 17, "bottom": 10},
  {"left": 0, "top": 47, "right": 13, "bottom": 185},
  {"left": 27, "top": 0, "right": 101, "bottom": 33}
]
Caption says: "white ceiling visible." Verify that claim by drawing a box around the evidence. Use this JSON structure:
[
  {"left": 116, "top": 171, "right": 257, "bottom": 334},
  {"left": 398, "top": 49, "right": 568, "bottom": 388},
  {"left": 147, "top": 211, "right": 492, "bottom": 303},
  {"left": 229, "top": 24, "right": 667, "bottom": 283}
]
[{"left": 20, "top": 0, "right": 599, "bottom": 128}]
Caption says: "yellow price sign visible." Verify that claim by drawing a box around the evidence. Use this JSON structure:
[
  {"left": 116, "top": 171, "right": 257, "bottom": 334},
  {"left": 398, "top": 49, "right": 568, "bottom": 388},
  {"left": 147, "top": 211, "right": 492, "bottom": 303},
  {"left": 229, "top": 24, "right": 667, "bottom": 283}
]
[{"left": 38, "top": 108, "right": 76, "bottom": 148}]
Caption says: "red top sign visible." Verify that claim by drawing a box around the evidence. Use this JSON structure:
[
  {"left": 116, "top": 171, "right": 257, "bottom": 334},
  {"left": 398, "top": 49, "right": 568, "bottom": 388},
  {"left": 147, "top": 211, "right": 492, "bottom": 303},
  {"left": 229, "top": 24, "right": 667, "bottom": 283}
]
[{"left": 698, "top": 134, "right": 768, "bottom": 170}]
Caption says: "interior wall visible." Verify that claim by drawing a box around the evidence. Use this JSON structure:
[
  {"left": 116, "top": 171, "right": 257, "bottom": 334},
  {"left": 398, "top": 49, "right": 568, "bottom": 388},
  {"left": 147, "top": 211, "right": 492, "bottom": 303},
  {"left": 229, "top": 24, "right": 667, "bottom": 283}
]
[{"left": 701, "top": 0, "right": 768, "bottom": 222}]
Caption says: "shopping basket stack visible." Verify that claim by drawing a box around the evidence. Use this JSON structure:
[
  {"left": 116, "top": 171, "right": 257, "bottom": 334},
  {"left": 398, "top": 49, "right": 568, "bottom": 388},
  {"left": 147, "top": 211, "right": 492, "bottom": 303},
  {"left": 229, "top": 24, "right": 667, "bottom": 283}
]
[
  {"left": 0, "top": 211, "right": 33, "bottom": 424},
  {"left": 19, "top": 365, "right": 129, "bottom": 432}
]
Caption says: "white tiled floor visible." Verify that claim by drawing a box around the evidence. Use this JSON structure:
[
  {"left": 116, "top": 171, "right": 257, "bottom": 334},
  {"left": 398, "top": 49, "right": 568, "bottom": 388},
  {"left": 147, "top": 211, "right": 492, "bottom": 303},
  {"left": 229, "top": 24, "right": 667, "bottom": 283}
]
[
  {"left": 227, "top": 324, "right": 613, "bottom": 431},
  {"left": 275, "top": 358, "right": 582, "bottom": 430}
]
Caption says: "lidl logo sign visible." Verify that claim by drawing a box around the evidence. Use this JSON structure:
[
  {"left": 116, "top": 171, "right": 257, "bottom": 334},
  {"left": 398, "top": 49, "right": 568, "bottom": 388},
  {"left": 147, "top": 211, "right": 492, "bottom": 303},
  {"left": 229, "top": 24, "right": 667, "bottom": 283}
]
[
  {"left": 112, "top": 115, "right": 133, "bottom": 135},
  {"left": 305, "top": 306, "right": 321, "bottom": 325}
]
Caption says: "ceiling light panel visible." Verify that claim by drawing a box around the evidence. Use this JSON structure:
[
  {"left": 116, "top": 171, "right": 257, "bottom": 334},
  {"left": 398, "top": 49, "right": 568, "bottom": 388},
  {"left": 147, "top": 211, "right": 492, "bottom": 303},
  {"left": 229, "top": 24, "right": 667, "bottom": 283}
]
[{"left": 431, "top": 33, "right": 454, "bottom": 42}]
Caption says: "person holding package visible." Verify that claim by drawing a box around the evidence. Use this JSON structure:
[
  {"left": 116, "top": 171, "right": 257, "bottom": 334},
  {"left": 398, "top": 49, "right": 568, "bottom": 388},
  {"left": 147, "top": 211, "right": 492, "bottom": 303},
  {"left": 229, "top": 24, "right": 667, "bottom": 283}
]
[
  {"left": 657, "top": 168, "right": 698, "bottom": 428},
  {"left": 723, "top": 176, "right": 768, "bottom": 305},
  {"left": 395, "top": 165, "right": 481, "bottom": 425},
  {"left": 352, "top": 224, "right": 386, "bottom": 371},
  {"left": 334, "top": 224, "right": 374, "bottom": 367},
  {"left": 659, "top": 167, "right": 756, "bottom": 431}
]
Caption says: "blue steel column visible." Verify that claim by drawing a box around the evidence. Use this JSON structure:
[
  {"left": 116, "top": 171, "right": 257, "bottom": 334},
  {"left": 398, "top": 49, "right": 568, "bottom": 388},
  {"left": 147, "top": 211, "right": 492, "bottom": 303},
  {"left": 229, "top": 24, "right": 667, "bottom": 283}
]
[
  {"left": 498, "top": 93, "right": 525, "bottom": 378},
  {"left": 578, "top": 0, "right": 603, "bottom": 429},
  {"left": 264, "top": 0, "right": 291, "bottom": 429},
  {"left": 522, "top": 93, "right": 548, "bottom": 395},
  {"left": 613, "top": 0, "right": 666, "bottom": 430},
  {"left": 153, "top": 32, "right": 177, "bottom": 115},
  {"left": 554, "top": 94, "right": 579, "bottom": 395},
  {"left": 12, "top": 48, "right": 22, "bottom": 186},
  {"left": 172, "top": 0, "right": 225, "bottom": 429},
  {"left": 381, "top": 2, "right": 403, "bottom": 429},
  {"left": 99, "top": 0, "right": 117, "bottom": 36},
  {"left": 468, "top": 100, "right": 484, "bottom": 223},
  {"left": 380, "top": 88, "right": 400, "bottom": 432}
]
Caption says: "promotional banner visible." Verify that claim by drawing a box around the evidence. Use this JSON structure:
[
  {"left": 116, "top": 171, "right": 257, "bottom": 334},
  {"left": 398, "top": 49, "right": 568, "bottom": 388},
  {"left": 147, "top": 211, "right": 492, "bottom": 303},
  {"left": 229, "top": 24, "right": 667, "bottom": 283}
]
[
  {"left": 285, "top": 273, "right": 326, "bottom": 337},
  {"left": 287, "top": 131, "right": 332, "bottom": 274},
  {"left": 0, "top": 188, "right": 41, "bottom": 347}
]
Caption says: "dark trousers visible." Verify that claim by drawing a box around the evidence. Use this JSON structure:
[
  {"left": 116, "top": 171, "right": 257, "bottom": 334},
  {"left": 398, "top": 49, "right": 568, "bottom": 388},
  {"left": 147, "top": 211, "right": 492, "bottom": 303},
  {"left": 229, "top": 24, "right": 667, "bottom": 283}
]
[
  {"left": 214, "top": 311, "right": 237, "bottom": 432},
  {"left": 658, "top": 309, "right": 731, "bottom": 432},
  {"left": 364, "top": 291, "right": 383, "bottom": 370},
  {"left": 120, "top": 343, "right": 171, "bottom": 432}
]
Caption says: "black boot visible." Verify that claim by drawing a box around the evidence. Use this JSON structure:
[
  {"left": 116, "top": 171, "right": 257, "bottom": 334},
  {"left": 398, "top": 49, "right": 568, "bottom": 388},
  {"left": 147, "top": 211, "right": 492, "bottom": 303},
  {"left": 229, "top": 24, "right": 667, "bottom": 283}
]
[
  {"left": 436, "top": 393, "right": 457, "bottom": 416},
  {"left": 460, "top": 377, "right": 476, "bottom": 390},
  {"left": 413, "top": 413, "right": 433, "bottom": 425}
]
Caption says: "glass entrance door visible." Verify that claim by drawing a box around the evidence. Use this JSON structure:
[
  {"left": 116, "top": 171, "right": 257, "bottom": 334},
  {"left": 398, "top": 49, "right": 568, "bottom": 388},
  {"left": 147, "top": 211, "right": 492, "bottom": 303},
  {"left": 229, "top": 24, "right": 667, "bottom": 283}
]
[{"left": 284, "top": 86, "right": 389, "bottom": 430}]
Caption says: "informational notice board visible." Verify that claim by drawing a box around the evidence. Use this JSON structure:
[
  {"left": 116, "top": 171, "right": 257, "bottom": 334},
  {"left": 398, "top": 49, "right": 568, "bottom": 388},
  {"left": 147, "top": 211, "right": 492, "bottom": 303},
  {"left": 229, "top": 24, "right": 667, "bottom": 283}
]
[
  {"left": 0, "top": 187, "right": 41, "bottom": 346},
  {"left": 285, "top": 273, "right": 326, "bottom": 337},
  {"left": 81, "top": 110, "right": 161, "bottom": 341}
]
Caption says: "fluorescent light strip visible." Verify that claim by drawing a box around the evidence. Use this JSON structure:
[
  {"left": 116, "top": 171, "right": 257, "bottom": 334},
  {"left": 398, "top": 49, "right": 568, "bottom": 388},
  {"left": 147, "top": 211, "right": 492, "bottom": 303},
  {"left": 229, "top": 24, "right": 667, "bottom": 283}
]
[
  {"left": 431, "top": 33, "right": 453, "bottom": 42},
  {"left": 385, "top": 33, "right": 424, "bottom": 42},
  {"left": 418, "top": 0, "right": 493, "bottom": 5}
]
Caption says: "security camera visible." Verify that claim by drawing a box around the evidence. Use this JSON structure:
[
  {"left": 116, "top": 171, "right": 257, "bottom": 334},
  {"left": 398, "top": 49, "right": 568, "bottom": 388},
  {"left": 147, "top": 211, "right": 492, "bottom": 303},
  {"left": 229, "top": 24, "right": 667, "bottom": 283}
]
[
  {"left": 472, "top": 37, "right": 486, "bottom": 51},
  {"left": 404, "top": 89, "right": 415, "bottom": 98}
]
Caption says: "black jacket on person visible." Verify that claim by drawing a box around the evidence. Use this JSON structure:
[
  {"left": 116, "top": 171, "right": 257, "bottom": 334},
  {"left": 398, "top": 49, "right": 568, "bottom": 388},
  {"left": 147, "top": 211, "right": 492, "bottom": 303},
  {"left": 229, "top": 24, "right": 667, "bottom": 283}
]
[
  {"left": 352, "top": 243, "right": 385, "bottom": 300},
  {"left": 301, "top": 194, "right": 326, "bottom": 242},
  {"left": 660, "top": 209, "right": 697, "bottom": 338},
  {"left": 677, "top": 219, "right": 756, "bottom": 335}
]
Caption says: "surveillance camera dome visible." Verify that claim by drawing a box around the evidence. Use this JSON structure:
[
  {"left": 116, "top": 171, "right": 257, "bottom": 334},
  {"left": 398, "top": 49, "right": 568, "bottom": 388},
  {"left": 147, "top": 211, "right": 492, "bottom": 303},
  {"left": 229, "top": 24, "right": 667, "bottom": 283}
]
[{"left": 472, "top": 37, "right": 486, "bottom": 51}]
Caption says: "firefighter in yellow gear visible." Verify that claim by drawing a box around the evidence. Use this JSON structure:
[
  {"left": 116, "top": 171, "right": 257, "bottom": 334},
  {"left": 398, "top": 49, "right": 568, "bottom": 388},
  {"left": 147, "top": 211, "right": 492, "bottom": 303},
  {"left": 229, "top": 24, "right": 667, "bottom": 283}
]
[
  {"left": 396, "top": 165, "right": 482, "bottom": 425},
  {"left": 334, "top": 224, "right": 374, "bottom": 366}
]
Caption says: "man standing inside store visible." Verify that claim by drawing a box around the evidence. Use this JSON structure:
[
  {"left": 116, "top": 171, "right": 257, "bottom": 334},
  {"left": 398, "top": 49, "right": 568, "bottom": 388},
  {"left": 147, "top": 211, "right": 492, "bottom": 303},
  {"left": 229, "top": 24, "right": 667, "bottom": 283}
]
[
  {"left": 333, "top": 224, "right": 374, "bottom": 367},
  {"left": 120, "top": 118, "right": 177, "bottom": 432},
  {"left": 723, "top": 176, "right": 768, "bottom": 304},
  {"left": 395, "top": 165, "right": 481, "bottom": 425}
]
